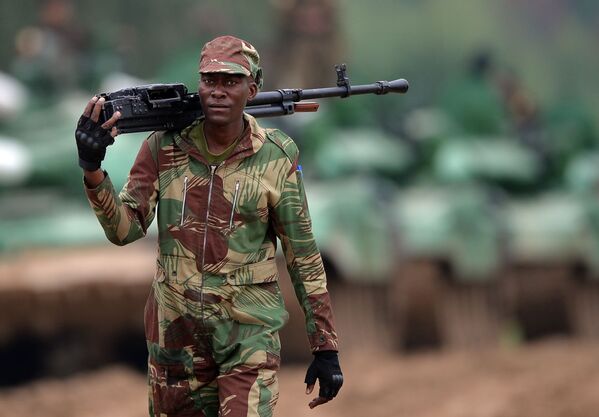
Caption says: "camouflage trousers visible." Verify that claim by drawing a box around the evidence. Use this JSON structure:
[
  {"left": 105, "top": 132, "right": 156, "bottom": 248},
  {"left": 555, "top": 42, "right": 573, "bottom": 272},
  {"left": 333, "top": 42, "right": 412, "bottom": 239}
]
[{"left": 144, "top": 267, "right": 289, "bottom": 417}]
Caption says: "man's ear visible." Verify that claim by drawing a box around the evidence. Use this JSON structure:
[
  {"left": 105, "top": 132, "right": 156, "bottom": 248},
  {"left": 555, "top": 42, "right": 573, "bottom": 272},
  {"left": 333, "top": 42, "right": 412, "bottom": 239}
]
[{"left": 247, "top": 78, "right": 258, "bottom": 101}]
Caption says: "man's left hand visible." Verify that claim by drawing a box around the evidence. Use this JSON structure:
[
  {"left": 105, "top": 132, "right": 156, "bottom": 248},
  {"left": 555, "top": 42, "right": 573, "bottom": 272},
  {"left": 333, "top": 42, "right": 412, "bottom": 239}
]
[{"left": 304, "top": 350, "right": 343, "bottom": 409}]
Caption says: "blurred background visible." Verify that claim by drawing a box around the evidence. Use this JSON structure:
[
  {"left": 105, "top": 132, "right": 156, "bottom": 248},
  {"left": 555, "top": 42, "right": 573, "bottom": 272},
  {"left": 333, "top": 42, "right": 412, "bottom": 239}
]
[{"left": 1, "top": 0, "right": 599, "bottom": 416}]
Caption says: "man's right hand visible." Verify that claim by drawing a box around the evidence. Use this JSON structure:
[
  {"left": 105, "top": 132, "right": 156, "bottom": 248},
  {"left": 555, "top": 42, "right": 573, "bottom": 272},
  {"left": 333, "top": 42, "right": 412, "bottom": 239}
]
[{"left": 75, "top": 96, "right": 121, "bottom": 171}]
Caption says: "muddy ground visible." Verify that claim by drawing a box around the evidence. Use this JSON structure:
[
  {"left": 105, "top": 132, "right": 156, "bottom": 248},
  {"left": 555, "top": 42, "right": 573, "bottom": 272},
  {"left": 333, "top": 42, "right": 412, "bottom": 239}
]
[{"left": 0, "top": 338, "right": 597, "bottom": 417}]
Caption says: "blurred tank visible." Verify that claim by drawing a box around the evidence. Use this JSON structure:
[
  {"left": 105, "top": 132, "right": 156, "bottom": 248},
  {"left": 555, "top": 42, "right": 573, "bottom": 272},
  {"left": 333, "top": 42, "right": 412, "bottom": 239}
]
[
  {"left": 0, "top": 96, "right": 145, "bottom": 197},
  {"left": 500, "top": 192, "right": 599, "bottom": 340},
  {"left": 306, "top": 126, "right": 415, "bottom": 285},
  {"left": 0, "top": 95, "right": 150, "bottom": 250},
  {"left": 433, "top": 135, "right": 544, "bottom": 191},
  {"left": 393, "top": 55, "right": 599, "bottom": 350},
  {"left": 389, "top": 184, "right": 502, "bottom": 349},
  {"left": 494, "top": 100, "right": 599, "bottom": 342},
  {"left": 392, "top": 185, "right": 501, "bottom": 282},
  {"left": 298, "top": 114, "right": 557, "bottom": 351},
  {"left": 385, "top": 131, "right": 546, "bottom": 350},
  {"left": 307, "top": 178, "right": 396, "bottom": 285},
  {"left": 0, "top": 95, "right": 157, "bottom": 383},
  {"left": 0, "top": 191, "right": 105, "bottom": 252}
]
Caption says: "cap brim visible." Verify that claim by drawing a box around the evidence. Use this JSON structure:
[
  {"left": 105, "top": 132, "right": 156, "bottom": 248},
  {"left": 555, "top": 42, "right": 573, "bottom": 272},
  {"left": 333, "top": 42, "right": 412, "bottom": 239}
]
[{"left": 199, "top": 61, "right": 251, "bottom": 76}]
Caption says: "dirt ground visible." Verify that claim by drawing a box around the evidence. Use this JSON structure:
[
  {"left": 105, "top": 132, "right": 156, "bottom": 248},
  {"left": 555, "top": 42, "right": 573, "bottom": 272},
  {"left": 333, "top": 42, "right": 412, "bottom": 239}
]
[{"left": 0, "top": 338, "right": 598, "bottom": 417}]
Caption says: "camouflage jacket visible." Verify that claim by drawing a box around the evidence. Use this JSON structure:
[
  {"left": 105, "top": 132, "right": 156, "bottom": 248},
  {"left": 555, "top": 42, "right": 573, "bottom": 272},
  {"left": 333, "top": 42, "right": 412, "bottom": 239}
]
[{"left": 85, "top": 114, "right": 338, "bottom": 352}]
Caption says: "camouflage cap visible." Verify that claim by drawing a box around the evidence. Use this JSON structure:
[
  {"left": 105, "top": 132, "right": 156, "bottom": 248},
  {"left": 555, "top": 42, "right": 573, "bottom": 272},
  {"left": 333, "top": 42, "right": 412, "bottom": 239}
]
[{"left": 199, "top": 35, "right": 263, "bottom": 88}]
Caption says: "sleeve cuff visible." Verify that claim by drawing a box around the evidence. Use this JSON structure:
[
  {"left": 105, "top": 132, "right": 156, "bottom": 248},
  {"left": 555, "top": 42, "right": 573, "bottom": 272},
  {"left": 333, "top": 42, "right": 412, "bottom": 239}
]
[{"left": 309, "top": 330, "right": 339, "bottom": 352}]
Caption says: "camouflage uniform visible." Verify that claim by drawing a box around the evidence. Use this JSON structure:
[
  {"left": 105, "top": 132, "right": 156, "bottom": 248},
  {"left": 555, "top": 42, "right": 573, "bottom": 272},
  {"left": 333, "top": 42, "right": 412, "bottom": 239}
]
[{"left": 84, "top": 100, "right": 339, "bottom": 415}]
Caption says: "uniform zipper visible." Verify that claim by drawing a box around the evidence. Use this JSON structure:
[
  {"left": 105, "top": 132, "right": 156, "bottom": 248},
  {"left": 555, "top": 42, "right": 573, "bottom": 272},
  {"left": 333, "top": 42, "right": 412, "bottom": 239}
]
[
  {"left": 229, "top": 180, "right": 240, "bottom": 229},
  {"left": 199, "top": 164, "right": 220, "bottom": 323},
  {"left": 180, "top": 176, "right": 189, "bottom": 226}
]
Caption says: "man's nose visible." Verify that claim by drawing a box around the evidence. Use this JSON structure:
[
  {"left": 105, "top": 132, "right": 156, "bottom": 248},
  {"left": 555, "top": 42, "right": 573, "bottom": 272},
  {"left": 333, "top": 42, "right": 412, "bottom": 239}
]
[{"left": 210, "top": 83, "right": 226, "bottom": 98}]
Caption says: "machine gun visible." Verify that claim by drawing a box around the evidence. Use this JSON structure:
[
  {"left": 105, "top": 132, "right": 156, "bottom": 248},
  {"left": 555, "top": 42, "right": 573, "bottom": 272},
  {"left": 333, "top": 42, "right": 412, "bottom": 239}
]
[{"left": 99, "top": 65, "right": 409, "bottom": 134}]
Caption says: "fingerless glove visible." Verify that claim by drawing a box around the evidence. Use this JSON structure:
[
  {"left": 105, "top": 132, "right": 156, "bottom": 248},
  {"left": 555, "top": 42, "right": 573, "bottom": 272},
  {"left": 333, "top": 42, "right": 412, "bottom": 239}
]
[
  {"left": 75, "top": 115, "right": 115, "bottom": 171},
  {"left": 304, "top": 350, "right": 343, "bottom": 399}
]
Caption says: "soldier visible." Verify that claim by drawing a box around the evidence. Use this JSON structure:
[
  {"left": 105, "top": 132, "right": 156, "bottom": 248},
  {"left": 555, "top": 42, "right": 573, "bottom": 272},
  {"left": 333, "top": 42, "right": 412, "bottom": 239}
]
[
  {"left": 75, "top": 35, "right": 343, "bottom": 416},
  {"left": 269, "top": 0, "right": 343, "bottom": 88}
]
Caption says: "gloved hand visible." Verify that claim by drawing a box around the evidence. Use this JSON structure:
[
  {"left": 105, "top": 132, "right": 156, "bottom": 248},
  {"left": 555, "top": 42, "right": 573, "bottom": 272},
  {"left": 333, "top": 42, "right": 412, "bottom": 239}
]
[
  {"left": 304, "top": 350, "right": 343, "bottom": 409},
  {"left": 75, "top": 96, "right": 120, "bottom": 171}
]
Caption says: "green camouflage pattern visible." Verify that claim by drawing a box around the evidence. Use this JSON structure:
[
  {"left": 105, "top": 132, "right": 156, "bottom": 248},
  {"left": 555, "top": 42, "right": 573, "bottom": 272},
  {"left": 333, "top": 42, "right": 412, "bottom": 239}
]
[
  {"left": 199, "top": 36, "right": 263, "bottom": 89},
  {"left": 144, "top": 267, "right": 285, "bottom": 416},
  {"left": 84, "top": 114, "right": 338, "bottom": 415}
]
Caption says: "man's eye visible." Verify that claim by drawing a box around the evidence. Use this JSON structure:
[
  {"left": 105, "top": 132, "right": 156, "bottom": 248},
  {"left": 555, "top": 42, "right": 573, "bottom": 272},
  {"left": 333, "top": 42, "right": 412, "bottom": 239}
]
[{"left": 226, "top": 79, "right": 237, "bottom": 86}]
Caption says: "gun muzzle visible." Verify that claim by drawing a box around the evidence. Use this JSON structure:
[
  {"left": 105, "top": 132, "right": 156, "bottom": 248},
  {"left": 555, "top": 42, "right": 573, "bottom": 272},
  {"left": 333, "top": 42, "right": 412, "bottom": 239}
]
[
  {"left": 375, "top": 78, "right": 410, "bottom": 94},
  {"left": 386, "top": 79, "right": 410, "bottom": 94}
]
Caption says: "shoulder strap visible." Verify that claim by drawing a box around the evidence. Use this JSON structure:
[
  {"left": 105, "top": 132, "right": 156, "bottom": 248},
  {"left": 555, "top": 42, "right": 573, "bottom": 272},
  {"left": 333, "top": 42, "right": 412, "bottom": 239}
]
[{"left": 264, "top": 128, "right": 298, "bottom": 164}]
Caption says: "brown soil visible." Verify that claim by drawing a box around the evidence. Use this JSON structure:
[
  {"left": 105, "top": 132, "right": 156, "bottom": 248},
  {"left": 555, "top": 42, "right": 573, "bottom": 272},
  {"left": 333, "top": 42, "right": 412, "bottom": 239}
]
[
  {"left": 2, "top": 245, "right": 598, "bottom": 416},
  {"left": 1, "top": 338, "right": 598, "bottom": 417}
]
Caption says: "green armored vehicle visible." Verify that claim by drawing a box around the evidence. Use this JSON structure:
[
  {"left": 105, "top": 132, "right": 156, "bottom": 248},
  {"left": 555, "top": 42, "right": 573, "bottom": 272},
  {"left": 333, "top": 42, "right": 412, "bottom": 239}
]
[
  {"left": 389, "top": 183, "right": 502, "bottom": 349},
  {"left": 0, "top": 95, "right": 157, "bottom": 382},
  {"left": 497, "top": 100, "right": 599, "bottom": 342},
  {"left": 0, "top": 98, "right": 148, "bottom": 252},
  {"left": 499, "top": 191, "right": 599, "bottom": 340},
  {"left": 387, "top": 125, "right": 545, "bottom": 350}
]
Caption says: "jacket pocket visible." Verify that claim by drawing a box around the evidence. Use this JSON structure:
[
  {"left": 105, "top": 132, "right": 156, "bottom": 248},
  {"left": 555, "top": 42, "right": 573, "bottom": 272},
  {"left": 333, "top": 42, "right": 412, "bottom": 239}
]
[
  {"left": 226, "top": 259, "right": 279, "bottom": 285},
  {"left": 157, "top": 254, "right": 198, "bottom": 286}
]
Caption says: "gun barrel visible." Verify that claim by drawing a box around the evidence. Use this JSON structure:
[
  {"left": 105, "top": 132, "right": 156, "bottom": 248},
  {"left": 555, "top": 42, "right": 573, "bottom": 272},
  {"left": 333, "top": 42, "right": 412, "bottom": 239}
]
[
  {"left": 248, "top": 78, "right": 409, "bottom": 106},
  {"left": 307, "top": 78, "right": 409, "bottom": 97}
]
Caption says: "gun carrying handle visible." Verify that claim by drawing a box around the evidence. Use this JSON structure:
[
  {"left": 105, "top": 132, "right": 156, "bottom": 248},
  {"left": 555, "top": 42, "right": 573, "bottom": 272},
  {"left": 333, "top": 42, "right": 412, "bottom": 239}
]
[{"left": 145, "top": 88, "right": 183, "bottom": 108}]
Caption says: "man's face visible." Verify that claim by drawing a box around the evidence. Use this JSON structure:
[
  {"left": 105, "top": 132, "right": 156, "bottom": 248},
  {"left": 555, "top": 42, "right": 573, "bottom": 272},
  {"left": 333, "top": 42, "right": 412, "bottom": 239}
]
[{"left": 198, "top": 73, "right": 257, "bottom": 126}]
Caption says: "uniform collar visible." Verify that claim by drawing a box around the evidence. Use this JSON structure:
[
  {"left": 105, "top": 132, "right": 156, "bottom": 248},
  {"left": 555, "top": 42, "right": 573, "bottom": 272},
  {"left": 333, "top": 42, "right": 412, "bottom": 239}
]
[{"left": 175, "top": 113, "right": 267, "bottom": 165}]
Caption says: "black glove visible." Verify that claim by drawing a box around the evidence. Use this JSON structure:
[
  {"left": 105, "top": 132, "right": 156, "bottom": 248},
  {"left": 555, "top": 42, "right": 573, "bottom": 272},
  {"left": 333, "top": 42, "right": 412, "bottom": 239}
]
[
  {"left": 304, "top": 350, "right": 343, "bottom": 399},
  {"left": 75, "top": 114, "right": 115, "bottom": 171}
]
